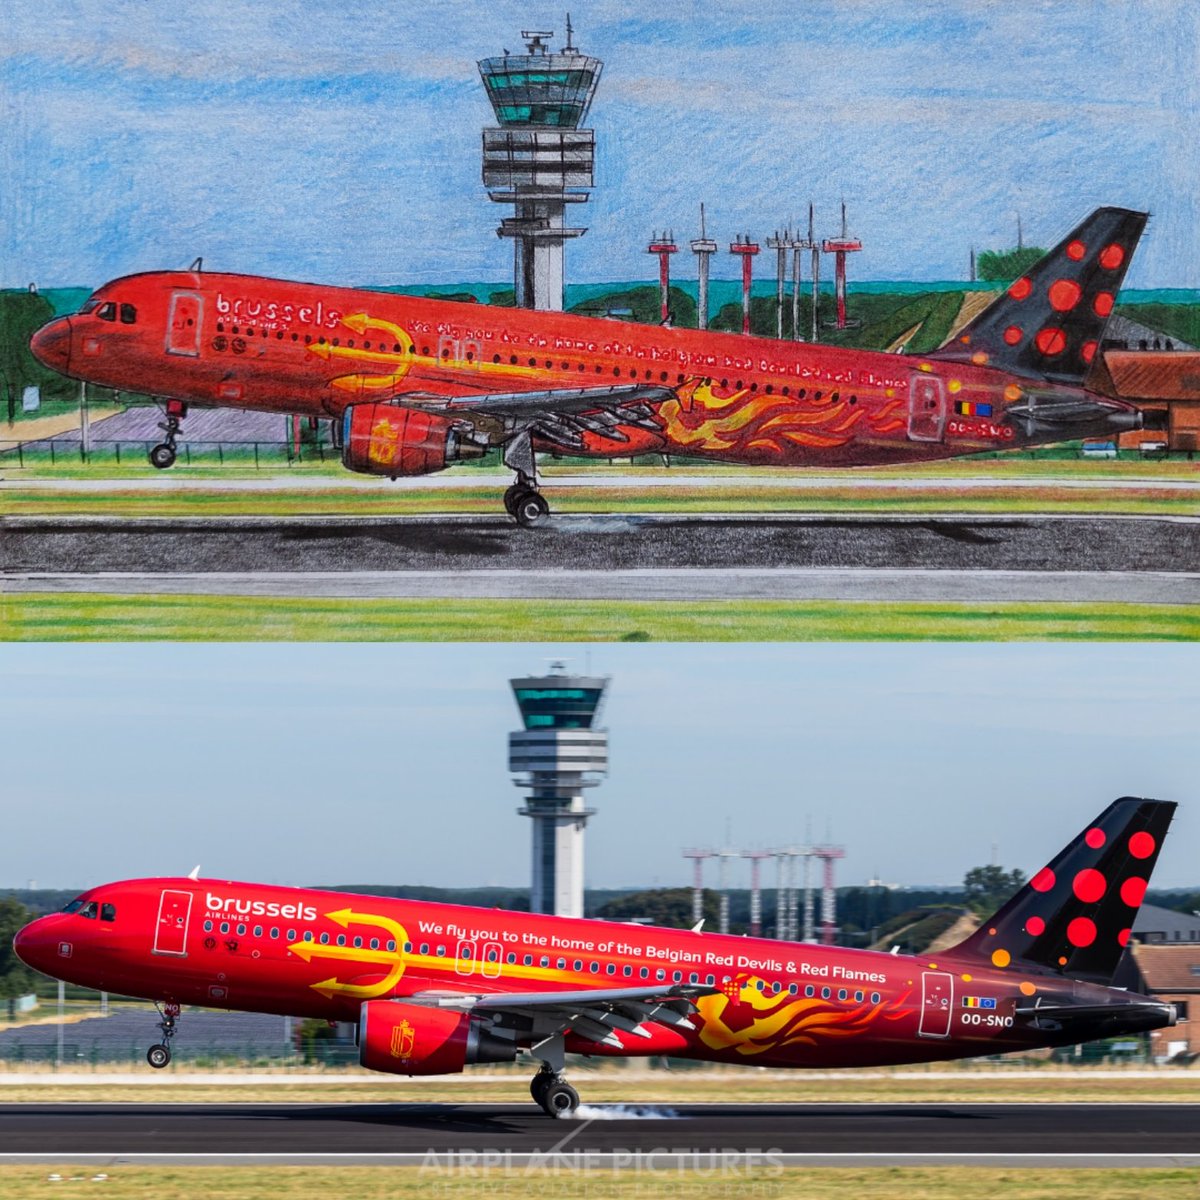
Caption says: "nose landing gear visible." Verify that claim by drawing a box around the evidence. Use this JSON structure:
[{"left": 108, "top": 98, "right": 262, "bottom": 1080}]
[
  {"left": 146, "top": 1001, "right": 180, "bottom": 1068},
  {"left": 149, "top": 401, "right": 188, "bottom": 470}
]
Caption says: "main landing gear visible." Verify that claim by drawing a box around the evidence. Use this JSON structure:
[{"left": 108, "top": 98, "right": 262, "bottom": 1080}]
[
  {"left": 503, "top": 479, "right": 550, "bottom": 528},
  {"left": 149, "top": 400, "right": 188, "bottom": 469},
  {"left": 502, "top": 431, "right": 550, "bottom": 528},
  {"left": 530, "top": 1066, "right": 579, "bottom": 1118},
  {"left": 147, "top": 1001, "right": 180, "bottom": 1068}
]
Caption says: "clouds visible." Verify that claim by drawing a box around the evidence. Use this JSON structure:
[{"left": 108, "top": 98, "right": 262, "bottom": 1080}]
[{"left": 3, "top": 1, "right": 1197, "bottom": 287}]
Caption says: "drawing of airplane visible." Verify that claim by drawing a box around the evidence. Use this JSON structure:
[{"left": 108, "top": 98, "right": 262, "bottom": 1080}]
[
  {"left": 30, "top": 207, "right": 1146, "bottom": 526},
  {"left": 13, "top": 797, "right": 1177, "bottom": 1117}
]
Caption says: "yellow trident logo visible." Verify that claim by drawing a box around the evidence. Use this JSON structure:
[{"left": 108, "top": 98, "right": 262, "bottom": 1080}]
[{"left": 287, "top": 908, "right": 410, "bottom": 1000}]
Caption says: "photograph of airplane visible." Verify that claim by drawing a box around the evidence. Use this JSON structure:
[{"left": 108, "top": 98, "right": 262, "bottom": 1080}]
[
  {"left": 29, "top": 207, "right": 1147, "bottom": 525},
  {"left": 13, "top": 797, "right": 1177, "bottom": 1117}
]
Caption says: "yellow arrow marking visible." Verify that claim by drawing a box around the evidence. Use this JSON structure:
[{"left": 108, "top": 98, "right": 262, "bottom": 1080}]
[{"left": 295, "top": 908, "right": 412, "bottom": 1000}]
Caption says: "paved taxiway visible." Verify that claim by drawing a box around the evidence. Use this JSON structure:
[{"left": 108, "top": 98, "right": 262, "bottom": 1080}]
[
  {"left": 1, "top": 514, "right": 1196, "bottom": 604},
  {"left": 0, "top": 1103, "right": 1197, "bottom": 1167}
]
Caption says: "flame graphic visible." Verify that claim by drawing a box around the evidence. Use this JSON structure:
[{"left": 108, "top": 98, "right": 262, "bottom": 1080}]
[
  {"left": 656, "top": 380, "right": 909, "bottom": 459},
  {"left": 694, "top": 977, "right": 910, "bottom": 1058}
]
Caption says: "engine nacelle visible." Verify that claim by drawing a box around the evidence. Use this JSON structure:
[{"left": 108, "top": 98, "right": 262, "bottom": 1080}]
[
  {"left": 341, "top": 403, "right": 487, "bottom": 477},
  {"left": 358, "top": 1000, "right": 517, "bottom": 1076}
]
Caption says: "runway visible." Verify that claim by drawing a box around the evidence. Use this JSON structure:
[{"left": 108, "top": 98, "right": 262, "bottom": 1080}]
[
  {"left": 0, "top": 1102, "right": 1197, "bottom": 1167},
  {"left": 1, "top": 514, "right": 1196, "bottom": 603}
]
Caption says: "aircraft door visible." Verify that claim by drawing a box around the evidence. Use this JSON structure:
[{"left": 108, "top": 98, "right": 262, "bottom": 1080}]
[
  {"left": 918, "top": 970, "right": 953, "bottom": 1038},
  {"left": 152, "top": 889, "right": 193, "bottom": 957},
  {"left": 480, "top": 941, "right": 503, "bottom": 979},
  {"left": 166, "top": 292, "right": 203, "bottom": 357},
  {"left": 908, "top": 373, "right": 947, "bottom": 442}
]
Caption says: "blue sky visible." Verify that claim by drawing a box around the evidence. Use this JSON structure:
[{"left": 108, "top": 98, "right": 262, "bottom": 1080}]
[
  {"left": 1, "top": 644, "right": 1196, "bottom": 893},
  {"left": 3, "top": 0, "right": 1197, "bottom": 288}
]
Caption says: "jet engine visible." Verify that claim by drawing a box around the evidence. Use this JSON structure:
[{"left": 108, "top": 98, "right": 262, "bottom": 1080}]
[
  {"left": 358, "top": 1000, "right": 517, "bottom": 1076},
  {"left": 341, "top": 402, "right": 488, "bottom": 477}
]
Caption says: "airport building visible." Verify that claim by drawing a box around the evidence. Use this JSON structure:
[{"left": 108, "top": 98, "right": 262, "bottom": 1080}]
[
  {"left": 508, "top": 663, "right": 609, "bottom": 917},
  {"left": 479, "top": 25, "right": 601, "bottom": 311}
]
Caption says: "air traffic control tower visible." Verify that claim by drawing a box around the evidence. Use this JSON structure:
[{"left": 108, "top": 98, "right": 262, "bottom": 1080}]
[
  {"left": 479, "top": 23, "right": 601, "bottom": 311},
  {"left": 509, "top": 663, "right": 609, "bottom": 918}
]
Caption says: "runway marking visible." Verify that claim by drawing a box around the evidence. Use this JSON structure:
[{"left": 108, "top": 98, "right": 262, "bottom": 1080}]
[{"left": 3, "top": 568, "right": 1197, "bottom": 604}]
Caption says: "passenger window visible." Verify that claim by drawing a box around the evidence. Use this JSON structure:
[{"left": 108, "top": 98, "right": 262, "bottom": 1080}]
[
  {"left": 100, "top": 904, "right": 116, "bottom": 922},
  {"left": 96, "top": 303, "right": 116, "bottom": 322},
  {"left": 119, "top": 304, "right": 137, "bottom": 325},
  {"left": 253, "top": 926, "right": 262, "bottom": 938}
]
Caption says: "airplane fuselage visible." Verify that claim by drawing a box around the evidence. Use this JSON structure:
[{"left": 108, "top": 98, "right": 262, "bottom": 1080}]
[
  {"left": 14, "top": 876, "right": 1160, "bottom": 1072},
  {"left": 30, "top": 270, "right": 1138, "bottom": 468}
]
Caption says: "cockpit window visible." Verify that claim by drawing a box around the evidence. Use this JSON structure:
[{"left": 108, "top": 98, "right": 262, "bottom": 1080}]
[
  {"left": 79, "top": 901, "right": 99, "bottom": 919},
  {"left": 78, "top": 300, "right": 100, "bottom": 315},
  {"left": 96, "top": 302, "right": 116, "bottom": 322},
  {"left": 119, "top": 304, "right": 136, "bottom": 325},
  {"left": 100, "top": 903, "right": 116, "bottom": 922},
  {"left": 62, "top": 898, "right": 85, "bottom": 914}
]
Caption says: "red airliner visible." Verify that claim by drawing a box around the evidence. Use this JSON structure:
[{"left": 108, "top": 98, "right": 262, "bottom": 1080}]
[
  {"left": 13, "top": 798, "right": 1176, "bottom": 1117},
  {"left": 30, "top": 208, "right": 1145, "bottom": 525}
]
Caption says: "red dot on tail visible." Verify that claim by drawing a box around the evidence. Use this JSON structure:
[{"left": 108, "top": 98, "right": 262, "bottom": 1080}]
[
  {"left": 1035, "top": 327, "right": 1067, "bottom": 356},
  {"left": 1025, "top": 915, "right": 1046, "bottom": 935},
  {"left": 1048, "top": 279, "right": 1082, "bottom": 311},
  {"left": 1067, "top": 917, "right": 1096, "bottom": 947},
  {"left": 1099, "top": 244, "right": 1125, "bottom": 270},
  {"left": 1129, "top": 831, "right": 1155, "bottom": 859},
  {"left": 1093, "top": 292, "right": 1114, "bottom": 317},
  {"left": 1066, "top": 240, "right": 1086, "bottom": 261},
  {"left": 1120, "top": 876, "right": 1147, "bottom": 907},
  {"left": 1008, "top": 277, "right": 1033, "bottom": 300},
  {"left": 1004, "top": 325, "right": 1023, "bottom": 345},
  {"left": 1118, "top": 929, "right": 1131, "bottom": 947},
  {"left": 1073, "top": 868, "right": 1106, "bottom": 903},
  {"left": 1081, "top": 341, "right": 1097, "bottom": 364},
  {"left": 1085, "top": 828, "right": 1106, "bottom": 849},
  {"left": 1030, "top": 867, "right": 1055, "bottom": 892}
]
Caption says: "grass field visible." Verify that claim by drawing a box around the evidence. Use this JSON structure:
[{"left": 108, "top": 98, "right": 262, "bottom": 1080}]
[
  {"left": 1, "top": 1167, "right": 1199, "bottom": 1200},
  {"left": 3, "top": 595, "right": 1197, "bottom": 642}
]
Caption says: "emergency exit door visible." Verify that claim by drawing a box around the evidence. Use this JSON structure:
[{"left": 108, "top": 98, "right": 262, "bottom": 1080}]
[
  {"left": 153, "top": 889, "right": 192, "bottom": 957},
  {"left": 166, "top": 292, "right": 203, "bottom": 356},
  {"left": 908, "top": 373, "right": 947, "bottom": 442},
  {"left": 918, "top": 970, "right": 953, "bottom": 1037}
]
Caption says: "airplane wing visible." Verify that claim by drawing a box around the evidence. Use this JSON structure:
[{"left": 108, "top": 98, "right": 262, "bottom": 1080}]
[
  {"left": 433, "top": 383, "right": 674, "bottom": 451},
  {"left": 407, "top": 983, "right": 715, "bottom": 1049}
]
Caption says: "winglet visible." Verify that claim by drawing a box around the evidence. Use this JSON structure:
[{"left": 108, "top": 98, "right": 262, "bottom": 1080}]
[
  {"left": 691, "top": 919, "right": 705, "bottom": 933},
  {"left": 187, "top": 865, "right": 200, "bottom": 881}
]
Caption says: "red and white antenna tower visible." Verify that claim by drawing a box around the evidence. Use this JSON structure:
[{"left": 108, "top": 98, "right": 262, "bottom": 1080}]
[
  {"left": 647, "top": 230, "right": 678, "bottom": 324},
  {"left": 729, "top": 235, "right": 760, "bottom": 335}
]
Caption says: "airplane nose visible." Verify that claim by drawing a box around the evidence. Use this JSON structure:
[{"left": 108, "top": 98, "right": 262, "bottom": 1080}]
[
  {"left": 30, "top": 317, "right": 71, "bottom": 375},
  {"left": 13, "top": 917, "right": 56, "bottom": 974}
]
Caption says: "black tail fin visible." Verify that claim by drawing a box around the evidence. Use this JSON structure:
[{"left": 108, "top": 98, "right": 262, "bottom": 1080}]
[
  {"left": 951, "top": 797, "right": 1176, "bottom": 985},
  {"left": 931, "top": 207, "right": 1148, "bottom": 385}
]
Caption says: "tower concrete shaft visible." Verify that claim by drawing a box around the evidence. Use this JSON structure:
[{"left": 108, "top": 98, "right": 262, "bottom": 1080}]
[
  {"left": 690, "top": 204, "right": 717, "bottom": 331},
  {"left": 683, "top": 849, "right": 712, "bottom": 926},
  {"left": 767, "top": 230, "right": 790, "bottom": 340},
  {"left": 509, "top": 665, "right": 609, "bottom": 918},
  {"left": 480, "top": 29, "right": 601, "bottom": 311}
]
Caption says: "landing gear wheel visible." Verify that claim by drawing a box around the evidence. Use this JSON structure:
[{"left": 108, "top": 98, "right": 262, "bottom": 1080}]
[
  {"left": 540, "top": 1079, "right": 579, "bottom": 1118},
  {"left": 146, "top": 1044, "right": 171, "bottom": 1069},
  {"left": 503, "top": 485, "right": 524, "bottom": 517},
  {"left": 513, "top": 491, "right": 550, "bottom": 528},
  {"left": 530, "top": 1073, "right": 550, "bottom": 1104},
  {"left": 149, "top": 443, "right": 177, "bottom": 470}
]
